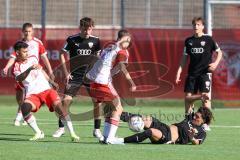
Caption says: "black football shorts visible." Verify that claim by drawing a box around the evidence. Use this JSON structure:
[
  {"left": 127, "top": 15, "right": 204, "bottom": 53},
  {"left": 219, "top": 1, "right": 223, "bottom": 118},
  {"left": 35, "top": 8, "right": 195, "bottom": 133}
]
[
  {"left": 64, "top": 73, "right": 90, "bottom": 97},
  {"left": 149, "top": 117, "right": 172, "bottom": 144},
  {"left": 184, "top": 73, "right": 211, "bottom": 94}
]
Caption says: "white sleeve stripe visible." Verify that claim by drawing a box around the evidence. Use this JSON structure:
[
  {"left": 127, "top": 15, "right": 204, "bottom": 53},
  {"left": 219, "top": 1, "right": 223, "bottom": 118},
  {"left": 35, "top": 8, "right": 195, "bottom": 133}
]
[
  {"left": 62, "top": 48, "right": 70, "bottom": 54},
  {"left": 215, "top": 48, "right": 221, "bottom": 52}
]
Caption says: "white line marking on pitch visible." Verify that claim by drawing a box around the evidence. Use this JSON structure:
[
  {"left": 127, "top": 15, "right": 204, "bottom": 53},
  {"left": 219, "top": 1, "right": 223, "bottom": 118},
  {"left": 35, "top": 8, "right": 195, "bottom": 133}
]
[
  {"left": 0, "top": 121, "right": 240, "bottom": 128},
  {"left": 211, "top": 125, "right": 240, "bottom": 128}
]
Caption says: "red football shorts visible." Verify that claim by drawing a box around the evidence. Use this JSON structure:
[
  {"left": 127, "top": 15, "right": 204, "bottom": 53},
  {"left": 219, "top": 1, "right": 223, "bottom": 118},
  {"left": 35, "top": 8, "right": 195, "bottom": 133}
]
[
  {"left": 90, "top": 83, "right": 118, "bottom": 102},
  {"left": 26, "top": 89, "right": 60, "bottom": 112}
]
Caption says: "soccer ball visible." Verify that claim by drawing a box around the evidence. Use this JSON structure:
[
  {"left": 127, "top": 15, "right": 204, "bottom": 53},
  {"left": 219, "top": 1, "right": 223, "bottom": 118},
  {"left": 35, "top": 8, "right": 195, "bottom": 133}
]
[{"left": 128, "top": 116, "right": 144, "bottom": 132}]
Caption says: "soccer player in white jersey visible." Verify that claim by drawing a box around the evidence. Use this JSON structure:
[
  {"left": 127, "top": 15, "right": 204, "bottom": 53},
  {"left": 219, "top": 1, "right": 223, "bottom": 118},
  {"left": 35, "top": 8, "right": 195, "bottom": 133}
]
[
  {"left": 2, "top": 23, "right": 54, "bottom": 126},
  {"left": 86, "top": 29, "right": 136, "bottom": 144},
  {"left": 12, "top": 41, "right": 79, "bottom": 141}
]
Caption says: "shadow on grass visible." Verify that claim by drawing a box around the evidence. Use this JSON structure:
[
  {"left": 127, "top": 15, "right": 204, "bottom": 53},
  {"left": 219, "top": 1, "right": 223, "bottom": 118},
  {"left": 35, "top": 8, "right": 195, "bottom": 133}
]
[
  {"left": 0, "top": 132, "right": 33, "bottom": 136},
  {"left": 0, "top": 136, "right": 100, "bottom": 145},
  {"left": 0, "top": 137, "right": 29, "bottom": 142}
]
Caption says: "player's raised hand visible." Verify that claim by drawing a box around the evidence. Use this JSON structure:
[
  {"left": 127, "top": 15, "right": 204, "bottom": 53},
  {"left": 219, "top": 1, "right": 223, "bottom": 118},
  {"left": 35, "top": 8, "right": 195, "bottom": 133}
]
[{"left": 208, "top": 63, "right": 217, "bottom": 72}]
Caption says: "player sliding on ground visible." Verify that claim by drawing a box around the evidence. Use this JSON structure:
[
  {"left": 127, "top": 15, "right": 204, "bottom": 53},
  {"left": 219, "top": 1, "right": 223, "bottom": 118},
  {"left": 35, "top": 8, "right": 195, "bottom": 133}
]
[
  {"left": 120, "top": 105, "right": 213, "bottom": 145},
  {"left": 12, "top": 41, "right": 79, "bottom": 141},
  {"left": 86, "top": 29, "right": 136, "bottom": 144}
]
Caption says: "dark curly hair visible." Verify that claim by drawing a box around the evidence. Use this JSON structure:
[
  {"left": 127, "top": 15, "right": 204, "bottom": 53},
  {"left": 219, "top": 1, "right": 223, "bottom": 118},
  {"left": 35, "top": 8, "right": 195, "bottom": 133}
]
[
  {"left": 197, "top": 107, "right": 214, "bottom": 125},
  {"left": 13, "top": 41, "right": 28, "bottom": 51}
]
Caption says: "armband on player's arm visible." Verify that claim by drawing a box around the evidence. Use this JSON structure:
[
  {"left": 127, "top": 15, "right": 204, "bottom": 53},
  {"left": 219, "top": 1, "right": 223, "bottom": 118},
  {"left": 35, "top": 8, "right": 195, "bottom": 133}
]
[
  {"left": 176, "top": 47, "right": 188, "bottom": 84},
  {"left": 180, "top": 53, "right": 188, "bottom": 67}
]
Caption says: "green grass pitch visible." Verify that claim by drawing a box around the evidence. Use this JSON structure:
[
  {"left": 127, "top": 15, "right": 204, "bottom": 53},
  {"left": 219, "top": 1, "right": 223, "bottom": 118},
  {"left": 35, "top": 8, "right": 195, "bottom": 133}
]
[{"left": 0, "top": 96, "right": 239, "bottom": 160}]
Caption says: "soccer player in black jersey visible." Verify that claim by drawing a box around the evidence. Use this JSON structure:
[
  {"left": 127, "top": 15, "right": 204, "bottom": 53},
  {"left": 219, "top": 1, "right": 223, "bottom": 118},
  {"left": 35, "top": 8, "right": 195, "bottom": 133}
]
[
  {"left": 52, "top": 17, "right": 102, "bottom": 139},
  {"left": 119, "top": 104, "right": 213, "bottom": 145},
  {"left": 175, "top": 17, "right": 222, "bottom": 119}
]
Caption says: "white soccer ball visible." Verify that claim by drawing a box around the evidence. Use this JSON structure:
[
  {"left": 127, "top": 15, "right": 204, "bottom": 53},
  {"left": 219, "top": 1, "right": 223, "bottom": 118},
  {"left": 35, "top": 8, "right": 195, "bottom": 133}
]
[{"left": 128, "top": 116, "right": 144, "bottom": 132}]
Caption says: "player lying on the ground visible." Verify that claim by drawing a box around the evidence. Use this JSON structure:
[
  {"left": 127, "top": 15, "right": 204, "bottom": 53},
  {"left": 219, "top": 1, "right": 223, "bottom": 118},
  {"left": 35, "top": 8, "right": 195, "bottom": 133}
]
[
  {"left": 86, "top": 29, "right": 136, "bottom": 144},
  {"left": 119, "top": 106, "right": 213, "bottom": 145},
  {"left": 12, "top": 41, "right": 79, "bottom": 141}
]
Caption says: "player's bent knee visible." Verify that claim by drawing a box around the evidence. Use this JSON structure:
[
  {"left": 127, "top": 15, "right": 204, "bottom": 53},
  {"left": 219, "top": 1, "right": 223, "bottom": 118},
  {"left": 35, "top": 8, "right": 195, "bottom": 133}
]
[
  {"left": 52, "top": 100, "right": 61, "bottom": 107},
  {"left": 21, "top": 103, "right": 33, "bottom": 118},
  {"left": 24, "top": 100, "right": 36, "bottom": 111},
  {"left": 115, "top": 105, "right": 123, "bottom": 115},
  {"left": 150, "top": 128, "right": 163, "bottom": 141},
  {"left": 63, "top": 95, "right": 72, "bottom": 103},
  {"left": 54, "top": 106, "right": 66, "bottom": 118},
  {"left": 63, "top": 95, "right": 73, "bottom": 101}
]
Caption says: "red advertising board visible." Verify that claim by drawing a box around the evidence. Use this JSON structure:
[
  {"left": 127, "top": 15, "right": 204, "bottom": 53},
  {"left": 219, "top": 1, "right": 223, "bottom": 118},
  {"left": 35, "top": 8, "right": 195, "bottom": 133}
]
[{"left": 0, "top": 28, "right": 239, "bottom": 100}]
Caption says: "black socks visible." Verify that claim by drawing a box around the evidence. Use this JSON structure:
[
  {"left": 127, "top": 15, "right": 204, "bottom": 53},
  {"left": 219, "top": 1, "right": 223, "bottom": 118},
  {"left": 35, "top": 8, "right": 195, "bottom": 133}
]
[{"left": 124, "top": 129, "right": 152, "bottom": 143}]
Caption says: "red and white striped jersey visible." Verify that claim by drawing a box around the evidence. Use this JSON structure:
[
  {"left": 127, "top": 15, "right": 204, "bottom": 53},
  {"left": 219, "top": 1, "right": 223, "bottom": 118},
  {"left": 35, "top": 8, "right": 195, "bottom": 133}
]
[
  {"left": 13, "top": 56, "right": 51, "bottom": 97},
  {"left": 11, "top": 37, "right": 47, "bottom": 61},
  {"left": 86, "top": 44, "right": 129, "bottom": 84}
]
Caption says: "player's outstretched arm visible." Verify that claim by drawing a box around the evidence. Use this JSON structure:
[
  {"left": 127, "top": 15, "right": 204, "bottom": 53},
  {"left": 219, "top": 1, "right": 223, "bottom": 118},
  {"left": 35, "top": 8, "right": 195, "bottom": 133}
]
[
  {"left": 16, "top": 64, "right": 41, "bottom": 82},
  {"left": 3, "top": 57, "right": 15, "bottom": 75},
  {"left": 185, "top": 94, "right": 209, "bottom": 103},
  {"left": 119, "top": 63, "right": 136, "bottom": 91},
  {"left": 41, "top": 54, "right": 55, "bottom": 80},
  {"left": 176, "top": 54, "right": 188, "bottom": 84}
]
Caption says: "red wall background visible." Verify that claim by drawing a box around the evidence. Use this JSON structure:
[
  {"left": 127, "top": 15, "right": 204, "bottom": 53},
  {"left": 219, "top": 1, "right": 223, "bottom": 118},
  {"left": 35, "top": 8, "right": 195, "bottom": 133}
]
[{"left": 0, "top": 28, "right": 240, "bottom": 100}]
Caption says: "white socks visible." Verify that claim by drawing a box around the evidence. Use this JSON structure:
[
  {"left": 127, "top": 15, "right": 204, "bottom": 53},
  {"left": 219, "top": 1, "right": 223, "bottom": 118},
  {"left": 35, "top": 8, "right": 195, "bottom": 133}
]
[
  {"left": 103, "top": 122, "right": 111, "bottom": 138},
  {"left": 25, "top": 115, "right": 41, "bottom": 134},
  {"left": 62, "top": 115, "right": 75, "bottom": 135},
  {"left": 15, "top": 112, "right": 23, "bottom": 122},
  {"left": 103, "top": 118, "right": 119, "bottom": 140}
]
